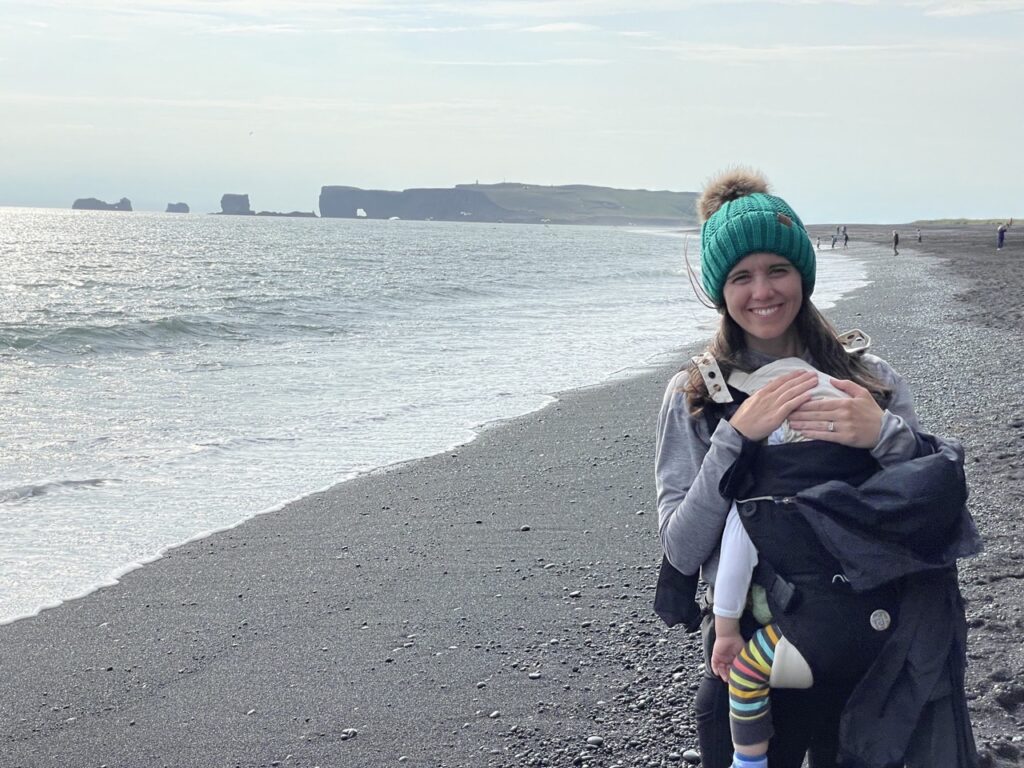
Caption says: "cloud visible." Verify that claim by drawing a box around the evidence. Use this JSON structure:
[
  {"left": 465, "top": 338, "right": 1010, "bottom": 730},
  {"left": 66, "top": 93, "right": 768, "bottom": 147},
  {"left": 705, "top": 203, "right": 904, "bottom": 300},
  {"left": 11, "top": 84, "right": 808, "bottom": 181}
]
[
  {"left": 318, "top": 23, "right": 476, "bottom": 33},
  {"left": 21, "top": 0, "right": 1021, "bottom": 41},
  {"left": 210, "top": 23, "right": 302, "bottom": 35},
  {"left": 636, "top": 40, "right": 1000, "bottom": 62},
  {"left": 425, "top": 59, "right": 546, "bottom": 67},
  {"left": 522, "top": 22, "right": 599, "bottom": 32},
  {"left": 18, "top": 0, "right": 1023, "bottom": 20},
  {"left": 425, "top": 57, "right": 610, "bottom": 66},
  {"left": 1, "top": 0, "right": 751, "bottom": 27},
  {"left": 409, "top": 1, "right": 683, "bottom": 18},
  {"left": 920, "top": 0, "right": 1024, "bottom": 15},
  {"left": 549, "top": 57, "right": 612, "bottom": 65},
  {"left": 14, "top": 1, "right": 502, "bottom": 36},
  {"left": 0, "top": 91, "right": 523, "bottom": 120}
]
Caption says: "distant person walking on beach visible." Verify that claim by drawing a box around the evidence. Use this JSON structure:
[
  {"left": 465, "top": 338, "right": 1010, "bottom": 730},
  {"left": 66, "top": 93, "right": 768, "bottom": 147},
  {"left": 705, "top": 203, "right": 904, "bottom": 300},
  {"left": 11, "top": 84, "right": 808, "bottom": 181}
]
[
  {"left": 892, "top": 230, "right": 899, "bottom": 255},
  {"left": 842, "top": 231, "right": 849, "bottom": 248},
  {"left": 830, "top": 234, "right": 836, "bottom": 249},
  {"left": 655, "top": 169, "right": 979, "bottom": 768},
  {"left": 917, "top": 228, "right": 922, "bottom": 243},
  {"left": 997, "top": 219, "right": 1012, "bottom": 250},
  {"left": 816, "top": 236, "right": 821, "bottom": 250}
]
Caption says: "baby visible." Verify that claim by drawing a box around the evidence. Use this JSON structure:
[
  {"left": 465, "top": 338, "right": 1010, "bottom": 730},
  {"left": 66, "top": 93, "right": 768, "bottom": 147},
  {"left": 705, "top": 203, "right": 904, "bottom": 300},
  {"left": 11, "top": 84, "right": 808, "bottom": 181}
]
[{"left": 711, "top": 357, "right": 849, "bottom": 768}]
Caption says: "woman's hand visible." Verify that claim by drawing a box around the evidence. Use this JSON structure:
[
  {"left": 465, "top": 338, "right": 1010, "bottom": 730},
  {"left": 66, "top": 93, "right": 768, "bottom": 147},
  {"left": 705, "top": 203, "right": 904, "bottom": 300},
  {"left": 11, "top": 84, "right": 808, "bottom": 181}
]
[
  {"left": 729, "top": 370, "right": 818, "bottom": 442},
  {"left": 788, "top": 378, "right": 884, "bottom": 448}
]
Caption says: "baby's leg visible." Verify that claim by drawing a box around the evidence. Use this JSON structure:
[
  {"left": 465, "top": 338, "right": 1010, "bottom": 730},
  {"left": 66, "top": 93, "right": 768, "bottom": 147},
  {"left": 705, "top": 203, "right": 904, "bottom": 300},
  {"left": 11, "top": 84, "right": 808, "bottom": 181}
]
[{"left": 727, "top": 625, "right": 814, "bottom": 767}]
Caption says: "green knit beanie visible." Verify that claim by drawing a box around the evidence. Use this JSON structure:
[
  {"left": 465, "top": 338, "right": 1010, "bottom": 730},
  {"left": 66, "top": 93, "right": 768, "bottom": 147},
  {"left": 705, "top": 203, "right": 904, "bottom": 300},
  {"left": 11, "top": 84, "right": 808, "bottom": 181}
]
[{"left": 698, "top": 172, "right": 816, "bottom": 306}]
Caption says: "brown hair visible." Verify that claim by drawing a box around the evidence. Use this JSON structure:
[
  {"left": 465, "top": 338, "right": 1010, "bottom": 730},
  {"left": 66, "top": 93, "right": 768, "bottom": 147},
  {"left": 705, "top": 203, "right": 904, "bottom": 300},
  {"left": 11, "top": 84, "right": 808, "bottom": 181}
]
[{"left": 682, "top": 300, "right": 892, "bottom": 417}]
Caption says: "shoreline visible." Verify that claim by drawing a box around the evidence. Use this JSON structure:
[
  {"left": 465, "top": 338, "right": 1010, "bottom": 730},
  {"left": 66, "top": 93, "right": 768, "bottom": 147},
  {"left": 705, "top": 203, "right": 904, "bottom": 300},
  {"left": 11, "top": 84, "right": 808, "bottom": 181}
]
[
  {"left": 2, "top": 237, "right": 867, "bottom": 628},
  {"left": 2, "top": 226, "right": 1022, "bottom": 767},
  {"left": 1, "top": 272, "right": 863, "bottom": 630},
  {"left": 0, "top": 348, "right": 684, "bottom": 629},
  {"left": 3, "top": 212, "right": 731, "bottom": 630}
]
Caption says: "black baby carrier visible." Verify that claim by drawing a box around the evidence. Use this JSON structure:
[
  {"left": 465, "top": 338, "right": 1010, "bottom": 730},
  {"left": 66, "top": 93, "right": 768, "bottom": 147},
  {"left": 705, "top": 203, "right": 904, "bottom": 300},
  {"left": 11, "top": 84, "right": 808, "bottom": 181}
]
[{"left": 722, "top": 439, "right": 900, "bottom": 687}]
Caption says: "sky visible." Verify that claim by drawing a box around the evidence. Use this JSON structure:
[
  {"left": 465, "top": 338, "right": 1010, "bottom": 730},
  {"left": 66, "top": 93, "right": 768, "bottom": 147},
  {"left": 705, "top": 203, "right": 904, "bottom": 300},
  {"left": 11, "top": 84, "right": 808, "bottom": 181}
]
[{"left": 1, "top": 0, "right": 1022, "bottom": 223}]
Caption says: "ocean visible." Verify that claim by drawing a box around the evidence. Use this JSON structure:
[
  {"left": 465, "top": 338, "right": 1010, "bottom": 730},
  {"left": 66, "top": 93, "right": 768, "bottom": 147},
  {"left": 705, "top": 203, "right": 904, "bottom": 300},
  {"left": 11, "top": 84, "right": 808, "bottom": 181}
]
[{"left": 0, "top": 208, "right": 869, "bottom": 624}]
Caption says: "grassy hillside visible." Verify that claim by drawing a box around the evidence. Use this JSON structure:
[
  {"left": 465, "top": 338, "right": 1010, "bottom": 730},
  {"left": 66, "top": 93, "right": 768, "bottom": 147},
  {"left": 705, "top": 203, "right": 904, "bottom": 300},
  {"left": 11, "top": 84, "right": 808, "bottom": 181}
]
[{"left": 456, "top": 182, "right": 699, "bottom": 226}]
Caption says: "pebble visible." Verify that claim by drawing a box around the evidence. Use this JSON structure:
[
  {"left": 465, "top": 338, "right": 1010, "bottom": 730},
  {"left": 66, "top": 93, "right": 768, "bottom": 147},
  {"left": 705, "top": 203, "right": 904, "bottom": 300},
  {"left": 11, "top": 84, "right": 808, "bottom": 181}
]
[
  {"left": 586, "top": 736, "right": 604, "bottom": 747},
  {"left": 521, "top": 525, "right": 531, "bottom": 531},
  {"left": 489, "top": 711, "right": 501, "bottom": 719},
  {"left": 682, "top": 748, "right": 701, "bottom": 764}
]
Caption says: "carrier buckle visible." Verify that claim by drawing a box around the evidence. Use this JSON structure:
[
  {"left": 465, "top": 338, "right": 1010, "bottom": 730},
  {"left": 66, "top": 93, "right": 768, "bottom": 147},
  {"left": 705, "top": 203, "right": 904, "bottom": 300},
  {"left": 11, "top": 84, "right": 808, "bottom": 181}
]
[
  {"left": 838, "top": 329, "right": 870, "bottom": 354},
  {"left": 692, "top": 352, "right": 733, "bottom": 403},
  {"left": 769, "top": 575, "right": 799, "bottom": 613}
]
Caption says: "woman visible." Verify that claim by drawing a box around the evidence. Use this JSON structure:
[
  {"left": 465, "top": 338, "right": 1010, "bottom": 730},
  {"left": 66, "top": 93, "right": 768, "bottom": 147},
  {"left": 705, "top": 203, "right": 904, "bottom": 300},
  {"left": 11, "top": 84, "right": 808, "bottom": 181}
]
[{"left": 655, "top": 170, "right": 979, "bottom": 768}]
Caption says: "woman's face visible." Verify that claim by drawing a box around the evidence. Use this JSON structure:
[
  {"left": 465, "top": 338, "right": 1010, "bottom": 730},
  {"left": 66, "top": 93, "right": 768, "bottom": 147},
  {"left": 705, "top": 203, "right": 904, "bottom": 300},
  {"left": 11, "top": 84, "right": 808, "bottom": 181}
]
[{"left": 722, "top": 251, "right": 803, "bottom": 357}]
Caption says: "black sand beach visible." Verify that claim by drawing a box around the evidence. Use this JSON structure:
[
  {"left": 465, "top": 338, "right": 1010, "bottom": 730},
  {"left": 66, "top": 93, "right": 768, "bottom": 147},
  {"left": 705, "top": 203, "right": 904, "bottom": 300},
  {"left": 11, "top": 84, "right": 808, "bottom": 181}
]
[{"left": 2, "top": 225, "right": 1022, "bottom": 767}]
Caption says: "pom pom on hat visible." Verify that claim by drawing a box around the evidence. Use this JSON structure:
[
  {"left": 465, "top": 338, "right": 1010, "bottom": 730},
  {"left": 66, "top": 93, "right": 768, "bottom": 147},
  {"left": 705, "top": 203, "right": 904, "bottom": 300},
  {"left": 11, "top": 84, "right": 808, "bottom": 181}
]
[
  {"left": 697, "top": 168, "right": 770, "bottom": 223},
  {"left": 697, "top": 169, "right": 816, "bottom": 306}
]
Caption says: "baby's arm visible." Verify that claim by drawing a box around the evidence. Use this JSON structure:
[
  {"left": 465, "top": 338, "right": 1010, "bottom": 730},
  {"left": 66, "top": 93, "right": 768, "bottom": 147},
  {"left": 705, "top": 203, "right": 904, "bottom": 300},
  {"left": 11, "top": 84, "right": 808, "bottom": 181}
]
[
  {"left": 711, "top": 505, "right": 759, "bottom": 682},
  {"left": 713, "top": 505, "right": 758, "bottom": 617}
]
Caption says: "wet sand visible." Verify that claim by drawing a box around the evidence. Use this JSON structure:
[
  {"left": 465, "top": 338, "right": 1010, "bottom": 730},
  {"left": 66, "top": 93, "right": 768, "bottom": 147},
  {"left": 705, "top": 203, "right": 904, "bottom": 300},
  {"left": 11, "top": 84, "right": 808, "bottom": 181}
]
[{"left": 1, "top": 224, "right": 1021, "bottom": 767}]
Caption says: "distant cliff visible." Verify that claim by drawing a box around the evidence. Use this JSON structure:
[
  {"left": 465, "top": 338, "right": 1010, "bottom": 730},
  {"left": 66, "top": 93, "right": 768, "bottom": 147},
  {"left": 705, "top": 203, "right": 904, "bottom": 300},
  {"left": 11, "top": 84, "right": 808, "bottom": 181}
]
[
  {"left": 462, "top": 183, "right": 699, "bottom": 226},
  {"left": 319, "top": 186, "right": 519, "bottom": 223},
  {"left": 318, "top": 183, "right": 699, "bottom": 226},
  {"left": 166, "top": 202, "right": 189, "bottom": 213},
  {"left": 220, "top": 194, "right": 253, "bottom": 215},
  {"left": 72, "top": 197, "right": 132, "bottom": 212}
]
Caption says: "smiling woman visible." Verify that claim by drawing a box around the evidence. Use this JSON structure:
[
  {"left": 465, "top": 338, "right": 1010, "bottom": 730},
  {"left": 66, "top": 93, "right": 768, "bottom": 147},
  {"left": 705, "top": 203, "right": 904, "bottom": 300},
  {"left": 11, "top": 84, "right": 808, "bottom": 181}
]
[{"left": 654, "top": 170, "right": 980, "bottom": 768}]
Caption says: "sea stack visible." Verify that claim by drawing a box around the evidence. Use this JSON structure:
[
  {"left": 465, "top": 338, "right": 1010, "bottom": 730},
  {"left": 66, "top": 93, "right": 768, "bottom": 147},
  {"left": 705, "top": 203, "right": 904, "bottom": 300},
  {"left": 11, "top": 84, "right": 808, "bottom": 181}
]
[
  {"left": 72, "top": 197, "right": 132, "bottom": 211},
  {"left": 220, "top": 194, "right": 253, "bottom": 215},
  {"left": 166, "top": 202, "right": 190, "bottom": 213}
]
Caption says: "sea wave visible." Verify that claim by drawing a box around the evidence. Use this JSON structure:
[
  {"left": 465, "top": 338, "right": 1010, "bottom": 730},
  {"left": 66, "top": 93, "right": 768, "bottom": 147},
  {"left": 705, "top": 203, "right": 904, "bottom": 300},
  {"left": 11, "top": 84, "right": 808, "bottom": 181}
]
[
  {"left": 0, "top": 478, "right": 122, "bottom": 505},
  {"left": 192, "top": 435, "right": 299, "bottom": 452},
  {"left": 0, "top": 316, "right": 249, "bottom": 354},
  {"left": 0, "top": 313, "right": 331, "bottom": 355}
]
